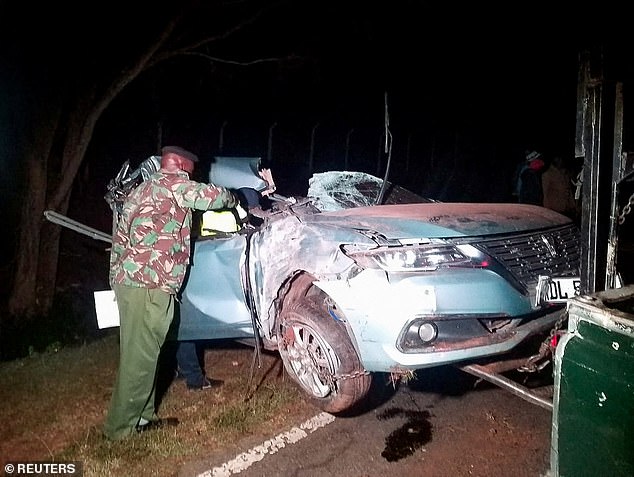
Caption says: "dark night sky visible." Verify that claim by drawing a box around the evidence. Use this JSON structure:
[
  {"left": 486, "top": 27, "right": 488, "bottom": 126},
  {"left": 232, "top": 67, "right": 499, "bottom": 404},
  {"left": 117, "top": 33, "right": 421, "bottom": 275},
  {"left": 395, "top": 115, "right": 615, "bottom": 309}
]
[
  {"left": 0, "top": 0, "right": 631, "bottom": 288},
  {"left": 1, "top": 1, "right": 632, "bottom": 223}
]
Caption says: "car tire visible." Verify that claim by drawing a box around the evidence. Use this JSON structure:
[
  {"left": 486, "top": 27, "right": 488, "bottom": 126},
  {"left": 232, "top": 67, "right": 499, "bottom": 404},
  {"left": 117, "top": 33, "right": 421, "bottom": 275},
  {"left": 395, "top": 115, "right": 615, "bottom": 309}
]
[{"left": 277, "top": 297, "right": 372, "bottom": 414}]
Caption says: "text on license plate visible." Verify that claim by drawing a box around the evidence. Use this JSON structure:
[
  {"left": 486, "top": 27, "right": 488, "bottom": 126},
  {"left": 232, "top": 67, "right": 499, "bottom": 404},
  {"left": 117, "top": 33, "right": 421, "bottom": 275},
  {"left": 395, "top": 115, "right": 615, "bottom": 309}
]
[{"left": 542, "top": 277, "right": 581, "bottom": 303}]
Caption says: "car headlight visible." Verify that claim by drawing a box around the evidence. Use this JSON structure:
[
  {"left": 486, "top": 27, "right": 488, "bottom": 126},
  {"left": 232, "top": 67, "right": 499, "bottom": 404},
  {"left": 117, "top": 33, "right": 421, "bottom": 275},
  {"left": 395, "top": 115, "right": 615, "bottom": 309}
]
[{"left": 341, "top": 241, "right": 482, "bottom": 272}]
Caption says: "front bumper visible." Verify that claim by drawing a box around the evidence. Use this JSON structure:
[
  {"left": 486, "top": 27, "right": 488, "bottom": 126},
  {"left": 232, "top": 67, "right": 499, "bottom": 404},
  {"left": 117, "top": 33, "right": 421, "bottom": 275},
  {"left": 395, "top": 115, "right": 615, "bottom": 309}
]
[{"left": 314, "top": 267, "right": 563, "bottom": 372}]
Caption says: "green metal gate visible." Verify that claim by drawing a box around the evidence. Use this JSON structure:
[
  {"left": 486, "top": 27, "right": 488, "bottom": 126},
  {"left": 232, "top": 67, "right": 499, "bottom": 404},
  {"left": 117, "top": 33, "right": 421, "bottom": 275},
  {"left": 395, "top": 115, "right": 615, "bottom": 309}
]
[{"left": 551, "top": 286, "right": 634, "bottom": 477}]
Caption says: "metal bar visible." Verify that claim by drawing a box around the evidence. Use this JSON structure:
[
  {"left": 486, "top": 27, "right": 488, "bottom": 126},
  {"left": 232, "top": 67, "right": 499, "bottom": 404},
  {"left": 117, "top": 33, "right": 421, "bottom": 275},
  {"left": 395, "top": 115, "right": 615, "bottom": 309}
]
[
  {"left": 458, "top": 363, "right": 553, "bottom": 411},
  {"left": 606, "top": 81, "right": 625, "bottom": 289},
  {"left": 577, "top": 47, "right": 623, "bottom": 295},
  {"left": 578, "top": 56, "right": 602, "bottom": 295},
  {"left": 44, "top": 210, "right": 112, "bottom": 243},
  {"left": 463, "top": 357, "right": 534, "bottom": 374}
]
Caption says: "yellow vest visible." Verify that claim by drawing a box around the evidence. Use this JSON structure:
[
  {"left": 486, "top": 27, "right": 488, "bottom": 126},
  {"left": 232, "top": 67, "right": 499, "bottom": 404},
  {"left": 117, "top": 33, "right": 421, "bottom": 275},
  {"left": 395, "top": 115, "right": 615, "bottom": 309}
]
[{"left": 200, "top": 203, "right": 248, "bottom": 236}]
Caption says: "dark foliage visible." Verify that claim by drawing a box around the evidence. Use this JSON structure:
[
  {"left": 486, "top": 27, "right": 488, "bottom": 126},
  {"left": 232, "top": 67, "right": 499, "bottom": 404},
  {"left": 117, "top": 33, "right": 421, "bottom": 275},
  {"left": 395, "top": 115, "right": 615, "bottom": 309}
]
[{"left": 0, "top": 288, "right": 115, "bottom": 361}]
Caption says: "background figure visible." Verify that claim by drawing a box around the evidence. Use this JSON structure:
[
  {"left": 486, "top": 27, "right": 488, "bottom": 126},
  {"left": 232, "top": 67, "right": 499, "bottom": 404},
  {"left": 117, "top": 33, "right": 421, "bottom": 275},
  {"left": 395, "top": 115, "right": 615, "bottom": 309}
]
[
  {"left": 541, "top": 155, "right": 579, "bottom": 221},
  {"left": 517, "top": 150, "right": 546, "bottom": 205},
  {"left": 175, "top": 340, "right": 220, "bottom": 390},
  {"left": 174, "top": 167, "right": 277, "bottom": 389}
]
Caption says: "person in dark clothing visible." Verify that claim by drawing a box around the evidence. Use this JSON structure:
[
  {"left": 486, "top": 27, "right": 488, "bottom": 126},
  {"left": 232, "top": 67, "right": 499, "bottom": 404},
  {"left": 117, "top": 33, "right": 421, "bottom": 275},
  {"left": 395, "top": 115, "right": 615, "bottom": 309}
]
[
  {"left": 175, "top": 168, "right": 276, "bottom": 390},
  {"left": 541, "top": 155, "right": 579, "bottom": 220},
  {"left": 175, "top": 340, "right": 219, "bottom": 390},
  {"left": 517, "top": 150, "right": 546, "bottom": 205}
]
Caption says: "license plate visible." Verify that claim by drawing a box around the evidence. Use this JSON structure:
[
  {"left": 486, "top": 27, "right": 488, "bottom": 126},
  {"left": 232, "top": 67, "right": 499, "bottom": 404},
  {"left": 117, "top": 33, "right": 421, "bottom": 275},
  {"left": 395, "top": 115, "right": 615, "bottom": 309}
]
[{"left": 535, "top": 276, "right": 581, "bottom": 305}]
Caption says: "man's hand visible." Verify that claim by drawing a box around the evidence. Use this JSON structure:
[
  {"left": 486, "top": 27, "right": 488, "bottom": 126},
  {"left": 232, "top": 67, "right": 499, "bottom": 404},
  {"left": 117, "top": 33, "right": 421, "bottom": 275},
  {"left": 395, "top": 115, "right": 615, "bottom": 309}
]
[{"left": 259, "top": 168, "right": 276, "bottom": 196}]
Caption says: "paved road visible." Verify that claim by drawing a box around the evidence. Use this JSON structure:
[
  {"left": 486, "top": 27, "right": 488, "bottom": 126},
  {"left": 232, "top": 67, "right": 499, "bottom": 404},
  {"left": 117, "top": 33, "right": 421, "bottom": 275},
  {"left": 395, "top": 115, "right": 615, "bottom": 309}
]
[{"left": 182, "top": 366, "right": 553, "bottom": 477}]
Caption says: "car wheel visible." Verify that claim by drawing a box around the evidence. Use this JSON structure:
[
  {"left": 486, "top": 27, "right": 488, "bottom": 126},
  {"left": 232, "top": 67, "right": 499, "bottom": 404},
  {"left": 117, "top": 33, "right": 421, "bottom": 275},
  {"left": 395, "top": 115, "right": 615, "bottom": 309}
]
[{"left": 277, "top": 297, "right": 372, "bottom": 414}]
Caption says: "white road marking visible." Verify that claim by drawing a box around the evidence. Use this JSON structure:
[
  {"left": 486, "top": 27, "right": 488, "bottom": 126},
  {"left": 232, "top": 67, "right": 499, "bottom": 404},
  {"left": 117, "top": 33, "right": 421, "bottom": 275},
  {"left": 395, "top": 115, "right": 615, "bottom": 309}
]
[{"left": 197, "top": 412, "right": 336, "bottom": 477}]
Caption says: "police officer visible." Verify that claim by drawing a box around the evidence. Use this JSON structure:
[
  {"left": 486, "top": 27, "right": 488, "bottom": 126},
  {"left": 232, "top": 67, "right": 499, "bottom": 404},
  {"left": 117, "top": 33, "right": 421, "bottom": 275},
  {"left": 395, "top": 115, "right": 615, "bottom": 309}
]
[{"left": 103, "top": 146, "right": 237, "bottom": 440}]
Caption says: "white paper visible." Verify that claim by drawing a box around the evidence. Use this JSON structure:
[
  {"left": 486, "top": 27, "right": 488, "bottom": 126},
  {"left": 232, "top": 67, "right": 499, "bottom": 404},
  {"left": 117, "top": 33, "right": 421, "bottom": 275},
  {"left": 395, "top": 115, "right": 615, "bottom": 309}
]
[{"left": 94, "top": 290, "right": 120, "bottom": 328}]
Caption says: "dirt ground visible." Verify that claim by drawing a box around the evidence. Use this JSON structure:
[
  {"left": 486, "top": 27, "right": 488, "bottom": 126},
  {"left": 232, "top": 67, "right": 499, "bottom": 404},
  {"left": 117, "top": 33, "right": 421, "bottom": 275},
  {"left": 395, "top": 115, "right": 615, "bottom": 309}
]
[{"left": 0, "top": 336, "right": 320, "bottom": 476}]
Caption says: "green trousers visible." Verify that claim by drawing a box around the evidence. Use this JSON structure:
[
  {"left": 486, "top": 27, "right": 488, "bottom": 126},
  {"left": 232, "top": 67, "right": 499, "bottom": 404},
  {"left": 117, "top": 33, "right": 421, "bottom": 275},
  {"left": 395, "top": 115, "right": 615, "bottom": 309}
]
[{"left": 103, "top": 284, "right": 174, "bottom": 440}]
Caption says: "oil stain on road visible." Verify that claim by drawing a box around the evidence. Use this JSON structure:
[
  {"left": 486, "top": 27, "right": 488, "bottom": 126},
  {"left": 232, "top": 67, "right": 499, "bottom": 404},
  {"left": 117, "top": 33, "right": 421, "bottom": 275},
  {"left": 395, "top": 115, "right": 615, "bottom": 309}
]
[{"left": 377, "top": 407, "right": 433, "bottom": 462}]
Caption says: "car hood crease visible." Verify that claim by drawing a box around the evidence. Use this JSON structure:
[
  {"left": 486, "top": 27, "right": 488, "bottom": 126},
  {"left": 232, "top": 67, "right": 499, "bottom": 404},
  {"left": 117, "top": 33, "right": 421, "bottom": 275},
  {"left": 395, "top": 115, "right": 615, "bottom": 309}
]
[{"left": 306, "top": 202, "right": 572, "bottom": 238}]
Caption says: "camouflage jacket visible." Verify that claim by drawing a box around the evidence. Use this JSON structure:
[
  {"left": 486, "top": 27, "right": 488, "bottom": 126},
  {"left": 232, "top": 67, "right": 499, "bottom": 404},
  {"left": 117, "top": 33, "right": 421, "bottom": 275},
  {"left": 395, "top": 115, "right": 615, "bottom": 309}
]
[{"left": 109, "top": 169, "right": 237, "bottom": 294}]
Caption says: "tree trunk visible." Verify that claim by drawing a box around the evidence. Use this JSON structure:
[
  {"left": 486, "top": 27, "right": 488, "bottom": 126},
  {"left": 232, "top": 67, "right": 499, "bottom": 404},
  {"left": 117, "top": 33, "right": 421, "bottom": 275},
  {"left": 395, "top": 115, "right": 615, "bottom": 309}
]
[
  {"left": 7, "top": 7, "right": 251, "bottom": 318},
  {"left": 9, "top": 87, "right": 126, "bottom": 318},
  {"left": 35, "top": 199, "right": 69, "bottom": 314},
  {"left": 8, "top": 113, "right": 58, "bottom": 318}
]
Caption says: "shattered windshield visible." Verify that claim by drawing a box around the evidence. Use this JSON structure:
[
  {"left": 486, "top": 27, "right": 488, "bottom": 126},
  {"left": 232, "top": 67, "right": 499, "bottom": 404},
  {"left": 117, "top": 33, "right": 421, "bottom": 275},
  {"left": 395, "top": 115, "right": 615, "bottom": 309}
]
[{"left": 307, "top": 171, "right": 431, "bottom": 212}]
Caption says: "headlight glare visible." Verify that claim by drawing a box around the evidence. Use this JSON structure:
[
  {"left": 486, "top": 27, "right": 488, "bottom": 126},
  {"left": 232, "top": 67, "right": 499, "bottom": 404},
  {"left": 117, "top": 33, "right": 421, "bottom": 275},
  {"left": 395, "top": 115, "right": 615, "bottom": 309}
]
[{"left": 342, "top": 242, "right": 472, "bottom": 272}]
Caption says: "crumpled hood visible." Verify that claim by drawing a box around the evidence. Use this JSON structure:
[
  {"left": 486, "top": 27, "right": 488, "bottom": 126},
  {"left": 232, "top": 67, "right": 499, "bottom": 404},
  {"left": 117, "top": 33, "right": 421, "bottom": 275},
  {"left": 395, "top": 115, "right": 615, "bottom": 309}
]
[{"left": 305, "top": 202, "right": 572, "bottom": 238}]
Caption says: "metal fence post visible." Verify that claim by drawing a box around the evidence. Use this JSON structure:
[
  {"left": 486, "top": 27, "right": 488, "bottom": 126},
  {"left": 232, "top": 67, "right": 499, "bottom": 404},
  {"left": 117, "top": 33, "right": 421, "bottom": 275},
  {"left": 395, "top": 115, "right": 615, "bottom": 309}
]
[
  {"left": 345, "top": 128, "right": 354, "bottom": 170},
  {"left": 268, "top": 121, "right": 277, "bottom": 165},
  {"left": 309, "top": 122, "right": 319, "bottom": 174},
  {"left": 218, "top": 120, "right": 228, "bottom": 153}
]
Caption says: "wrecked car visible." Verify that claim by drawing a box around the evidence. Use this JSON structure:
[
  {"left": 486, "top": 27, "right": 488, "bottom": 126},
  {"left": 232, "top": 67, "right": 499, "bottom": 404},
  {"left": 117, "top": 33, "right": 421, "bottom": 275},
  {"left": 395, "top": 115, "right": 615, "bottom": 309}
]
[{"left": 175, "top": 156, "right": 581, "bottom": 414}]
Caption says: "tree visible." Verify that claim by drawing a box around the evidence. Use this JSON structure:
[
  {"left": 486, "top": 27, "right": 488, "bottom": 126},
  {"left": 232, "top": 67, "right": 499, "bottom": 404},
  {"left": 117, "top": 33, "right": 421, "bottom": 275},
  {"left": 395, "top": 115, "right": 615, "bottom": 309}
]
[{"left": 6, "top": 2, "right": 289, "bottom": 318}]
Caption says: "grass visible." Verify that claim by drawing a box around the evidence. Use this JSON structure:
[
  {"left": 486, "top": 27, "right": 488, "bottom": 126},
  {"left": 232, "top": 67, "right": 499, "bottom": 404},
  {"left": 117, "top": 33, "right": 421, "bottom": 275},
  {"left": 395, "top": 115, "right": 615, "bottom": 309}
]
[{"left": 0, "top": 332, "right": 319, "bottom": 477}]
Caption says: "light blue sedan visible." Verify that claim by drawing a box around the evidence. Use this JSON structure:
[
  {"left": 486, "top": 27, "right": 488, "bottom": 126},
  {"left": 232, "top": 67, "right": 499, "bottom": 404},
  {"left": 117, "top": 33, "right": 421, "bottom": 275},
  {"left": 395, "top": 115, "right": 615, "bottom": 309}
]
[{"left": 179, "top": 158, "right": 580, "bottom": 414}]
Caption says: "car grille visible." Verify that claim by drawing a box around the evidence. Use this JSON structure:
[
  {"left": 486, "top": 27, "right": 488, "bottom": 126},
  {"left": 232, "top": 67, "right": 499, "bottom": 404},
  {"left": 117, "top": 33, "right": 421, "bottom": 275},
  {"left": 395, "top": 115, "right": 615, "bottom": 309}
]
[{"left": 475, "top": 224, "right": 581, "bottom": 294}]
